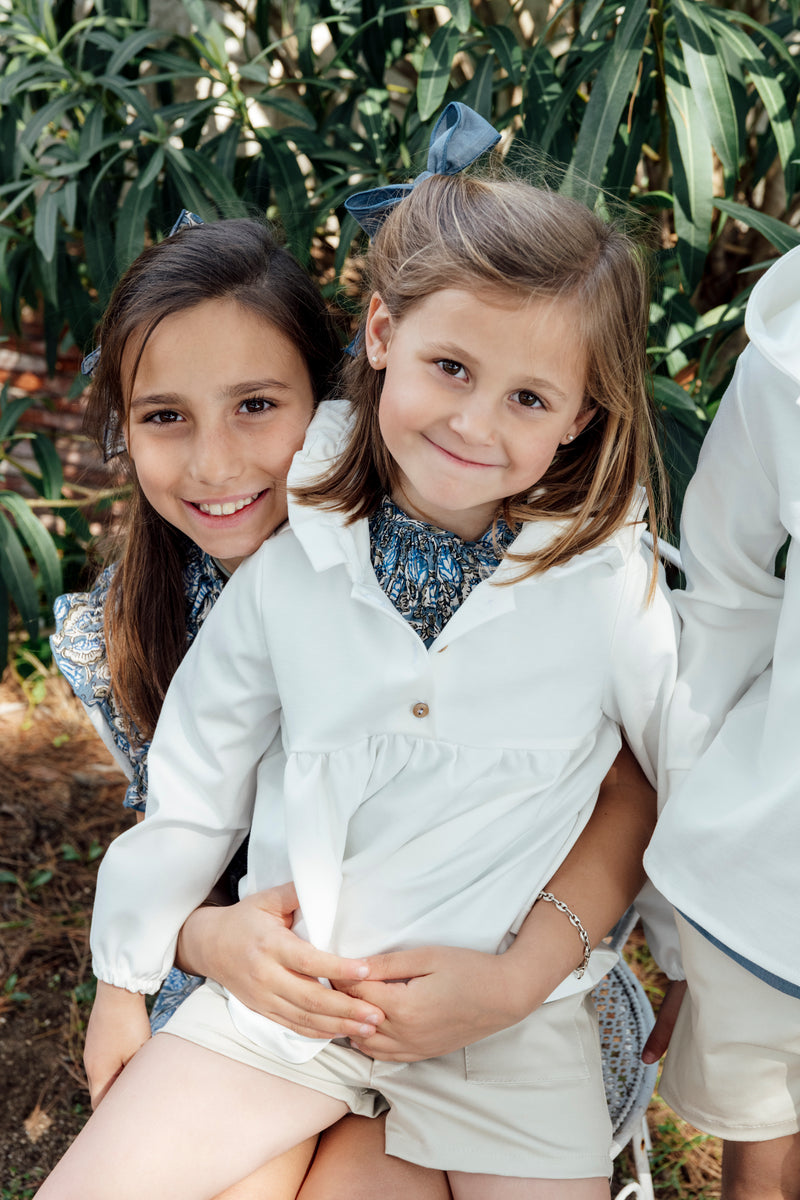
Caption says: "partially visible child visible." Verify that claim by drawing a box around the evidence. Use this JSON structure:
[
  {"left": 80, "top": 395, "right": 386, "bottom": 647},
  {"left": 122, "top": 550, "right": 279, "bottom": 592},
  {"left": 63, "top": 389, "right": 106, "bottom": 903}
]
[
  {"left": 40, "top": 106, "right": 679, "bottom": 1200},
  {"left": 645, "top": 244, "right": 800, "bottom": 1199}
]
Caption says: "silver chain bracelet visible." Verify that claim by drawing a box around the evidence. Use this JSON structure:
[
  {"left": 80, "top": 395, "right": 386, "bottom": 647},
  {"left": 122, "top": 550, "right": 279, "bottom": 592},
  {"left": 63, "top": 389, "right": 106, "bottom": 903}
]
[{"left": 536, "top": 891, "right": 592, "bottom": 979}]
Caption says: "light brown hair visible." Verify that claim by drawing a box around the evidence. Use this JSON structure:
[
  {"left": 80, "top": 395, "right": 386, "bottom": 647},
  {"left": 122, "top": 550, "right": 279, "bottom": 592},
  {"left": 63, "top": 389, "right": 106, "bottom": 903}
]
[
  {"left": 84, "top": 218, "right": 341, "bottom": 740},
  {"left": 295, "top": 174, "right": 665, "bottom": 581}
]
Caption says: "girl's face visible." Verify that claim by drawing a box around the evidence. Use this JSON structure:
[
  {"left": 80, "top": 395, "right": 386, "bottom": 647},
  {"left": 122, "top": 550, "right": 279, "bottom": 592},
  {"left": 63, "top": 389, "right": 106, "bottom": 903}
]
[
  {"left": 366, "top": 287, "right": 594, "bottom": 540},
  {"left": 124, "top": 298, "right": 316, "bottom": 572}
]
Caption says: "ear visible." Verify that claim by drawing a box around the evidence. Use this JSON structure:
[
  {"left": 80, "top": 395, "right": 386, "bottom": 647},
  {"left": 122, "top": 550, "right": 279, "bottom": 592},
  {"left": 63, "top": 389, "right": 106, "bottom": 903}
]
[
  {"left": 364, "top": 293, "right": 393, "bottom": 370},
  {"left": 562, "top": 404, "right": 596, "bottom": 445}
]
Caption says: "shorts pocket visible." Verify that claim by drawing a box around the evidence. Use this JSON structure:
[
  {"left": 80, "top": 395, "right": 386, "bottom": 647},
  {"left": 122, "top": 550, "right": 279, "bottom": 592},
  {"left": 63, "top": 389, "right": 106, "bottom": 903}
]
[{"left": 464, "top": 994, "right": 593, "bottom": 1085}]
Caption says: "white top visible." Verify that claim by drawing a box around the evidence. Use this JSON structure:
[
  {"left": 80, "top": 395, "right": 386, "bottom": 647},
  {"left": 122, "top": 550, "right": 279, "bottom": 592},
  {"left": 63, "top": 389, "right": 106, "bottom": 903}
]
[
  {"left": 91, "top": 399, "right": 679, "bottom": 1061},
  {"left": 645, "top": 243, "right": 800, "bottom": 986}
]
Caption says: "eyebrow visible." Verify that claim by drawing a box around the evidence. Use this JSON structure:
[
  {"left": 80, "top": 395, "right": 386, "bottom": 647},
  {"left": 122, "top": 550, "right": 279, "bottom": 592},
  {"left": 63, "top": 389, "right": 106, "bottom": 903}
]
[{"left": 129, "top": 378, "right": 293, "bottom": 410}]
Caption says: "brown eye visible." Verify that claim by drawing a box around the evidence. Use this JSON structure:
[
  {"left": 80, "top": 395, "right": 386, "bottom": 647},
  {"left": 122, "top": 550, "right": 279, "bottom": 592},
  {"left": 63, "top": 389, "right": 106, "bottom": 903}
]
[
  {"left": 437, "top": 359, "right": 467, "bottom": 379},
  {"left": 513, "top": 390, "right": 544, "bottom": 409}
]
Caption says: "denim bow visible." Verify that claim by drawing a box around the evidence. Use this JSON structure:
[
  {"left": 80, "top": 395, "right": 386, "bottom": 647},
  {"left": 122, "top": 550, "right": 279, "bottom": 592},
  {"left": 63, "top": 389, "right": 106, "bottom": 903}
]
[
  {"left": 82, "top": 210, "right": 204, "bottom": 460},
  {"left": 344, "top": 102, "right": 501, "bottom": 238}
]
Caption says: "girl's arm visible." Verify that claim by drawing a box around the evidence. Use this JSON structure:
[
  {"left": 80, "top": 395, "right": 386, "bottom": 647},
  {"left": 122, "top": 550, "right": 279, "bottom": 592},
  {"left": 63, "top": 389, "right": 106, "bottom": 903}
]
[{"left": 341, "top": 740, "right": 656, "bottom": 1062}]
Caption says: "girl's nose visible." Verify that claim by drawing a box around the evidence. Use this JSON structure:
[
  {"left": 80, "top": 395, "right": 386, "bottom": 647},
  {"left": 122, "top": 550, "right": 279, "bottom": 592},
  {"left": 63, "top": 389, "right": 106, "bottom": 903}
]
[
  {"left": 189, "top": 427, "right": 241, "bottom": 487},
  {"left": 448, "top": 395, "right": 495, "bottom": 444}
]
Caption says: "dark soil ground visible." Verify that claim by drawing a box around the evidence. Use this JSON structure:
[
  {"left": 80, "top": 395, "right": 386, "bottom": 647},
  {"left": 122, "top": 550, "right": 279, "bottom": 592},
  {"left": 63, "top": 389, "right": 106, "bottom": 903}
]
[
  {"left": 0, "top": 673, "right": 130, "bottom": 1197},
  {"left": 0, "top": 672, "right": 723, "bottom": 1199}
]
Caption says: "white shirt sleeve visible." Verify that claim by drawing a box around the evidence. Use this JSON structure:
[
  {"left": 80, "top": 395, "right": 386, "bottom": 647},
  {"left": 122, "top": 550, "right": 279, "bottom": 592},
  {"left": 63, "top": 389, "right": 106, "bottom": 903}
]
[
  {"left": 90, "top": 546, "right": 282, "bottom": 994},
  {"left": 665, "top": 347, "right": 785, "bottom": 799},
  {"left": 602, "top": 536, "right": 684, "bottom": 978}
]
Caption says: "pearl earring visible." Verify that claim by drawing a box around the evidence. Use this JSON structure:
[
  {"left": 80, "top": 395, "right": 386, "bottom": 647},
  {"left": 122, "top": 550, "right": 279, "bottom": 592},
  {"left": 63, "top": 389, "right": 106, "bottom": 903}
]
[
  {"left": 565, "top": 434, "right": 575, "bottom": 443},
  {"left": 371, "top": 354, "right": 379, "bottom": 364}
]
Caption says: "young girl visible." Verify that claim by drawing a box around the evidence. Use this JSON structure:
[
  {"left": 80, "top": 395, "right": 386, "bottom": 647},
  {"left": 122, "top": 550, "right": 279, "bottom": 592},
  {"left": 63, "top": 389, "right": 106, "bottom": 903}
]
[
  {"left": 644, "top": 243, "right": 800, "bottom": 1198},
  {"left": 40, "top": 141, "right": 678, "bottom": 1198}
]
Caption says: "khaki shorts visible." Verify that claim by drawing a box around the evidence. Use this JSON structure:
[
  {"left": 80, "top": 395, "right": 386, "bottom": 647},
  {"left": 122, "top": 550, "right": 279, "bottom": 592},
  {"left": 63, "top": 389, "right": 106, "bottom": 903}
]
[
  {"left": 161, "top": 978, "right": 613, "bottom": 1178},
  {"left": 660, "top": 913, "right": 800, "bottom": 1140}
]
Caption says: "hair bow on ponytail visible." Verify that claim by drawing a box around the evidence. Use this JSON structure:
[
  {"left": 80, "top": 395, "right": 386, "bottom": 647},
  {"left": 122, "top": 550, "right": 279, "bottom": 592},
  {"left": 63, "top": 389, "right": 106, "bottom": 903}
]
[{"left": 344, "top": 102, "right": 501, "bottom": 239}]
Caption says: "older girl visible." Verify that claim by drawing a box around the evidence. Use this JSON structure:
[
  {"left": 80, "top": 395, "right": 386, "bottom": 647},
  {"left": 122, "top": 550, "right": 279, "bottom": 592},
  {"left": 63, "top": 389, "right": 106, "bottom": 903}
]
[{"left": 43, "top": 109, "right": 676, "bottom": 1199}]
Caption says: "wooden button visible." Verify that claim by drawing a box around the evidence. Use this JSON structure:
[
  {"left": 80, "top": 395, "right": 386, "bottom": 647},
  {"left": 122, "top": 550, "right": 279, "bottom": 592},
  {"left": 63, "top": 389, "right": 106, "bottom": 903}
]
[{"left": 412, "top": 702, "right": 429, "bottom": 718}]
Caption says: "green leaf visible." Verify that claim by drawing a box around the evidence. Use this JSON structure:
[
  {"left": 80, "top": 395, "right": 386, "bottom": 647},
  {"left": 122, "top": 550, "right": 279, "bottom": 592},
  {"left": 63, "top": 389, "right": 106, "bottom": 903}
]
[
  {"left": 652, "top": 375, "right": 698, "bottom": 414},
  {"left": 485, "top": 27, "right": 523, "bottom": 86},
  {"left": 703, "top": 14, "right": 795, "bottom": 179},
  {"left": 417, "top": 21, "right": 460, "bottom": 122},
  {"left": 105, "top": 26, "right": 160, "bottom": 76},
  {"left": 255, "top": 133, "right": 313, "bottom": 265},
  {"left": 18, "top": 93, "right": 76, "bottom": 154},
  {"left": 163, "top": 145, "right": 214, "bottom": 221},
  {"left": 115, "top": 175, "right": 154, "bottom": 273},
  {"left": 561, "top": 0, "right": 650, "bottom": 204},
  {"left": 31, "top": 432, "right": 64, "bottom": 501},
  {"left": 0, "top": 392, "right": 37, "bottom": 442},
  {"left": 136, "top": 146, "right": 165, "bottom": 191},
  {"left": 713, "top": 199, "right": 800, "bottom": 255},
  {"left": 460, "top": 49, "right": 495, "bottom": 121},
  {"left": 445, "top": 0, "right": 471, "bottom": 35},
  {"left": 0, "top": 509, "right": 39, "bottom": 638},
  {"left": 664, "top": 36, "right": 714, "bottom": 292},
  {"left": 357, "top": 90, "right": 392, "bottom": 168},
  {"left": 33, "top": 184, "right": 59, "bottom": 263},
  {"left": 0, "top": 491, "right": 62, "bottom": 607},
  {"left": 671, "top": 0, "right": 740, "bottom": 177},
  {"left": 0, "top": 574, "right": 7, "bottom": 676},
  {"left": 179, "top": 149, "right": 247, "bottom": 215}
]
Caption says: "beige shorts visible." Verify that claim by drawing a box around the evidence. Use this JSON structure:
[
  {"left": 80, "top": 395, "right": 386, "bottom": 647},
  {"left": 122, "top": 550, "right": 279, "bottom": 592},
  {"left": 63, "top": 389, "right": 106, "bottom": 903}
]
[
  {"left": 660, "top": 913, "right": 800, "bottom": 1140},
  {"left": 161, "top": 978, "right": 613, "bottom": 1178}
]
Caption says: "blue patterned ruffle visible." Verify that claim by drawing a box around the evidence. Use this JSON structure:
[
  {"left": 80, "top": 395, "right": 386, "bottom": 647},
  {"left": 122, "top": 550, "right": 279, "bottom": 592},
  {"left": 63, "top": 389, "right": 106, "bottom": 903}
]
[
  {"left": 50, "top": 546, "right": 225, "bottom": 811},
  {"left": 369, "top": 496, "right": 516, "bottom": 647}
]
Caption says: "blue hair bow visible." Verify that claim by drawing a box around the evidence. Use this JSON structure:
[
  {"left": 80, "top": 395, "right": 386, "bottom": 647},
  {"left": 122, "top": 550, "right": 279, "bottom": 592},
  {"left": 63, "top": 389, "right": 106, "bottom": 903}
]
[
  {"left": 82, "top": 209, "right": 204, "bottom": 460},
  {"left": 344, "top": 102, "right": 501, "bottom": 239}
]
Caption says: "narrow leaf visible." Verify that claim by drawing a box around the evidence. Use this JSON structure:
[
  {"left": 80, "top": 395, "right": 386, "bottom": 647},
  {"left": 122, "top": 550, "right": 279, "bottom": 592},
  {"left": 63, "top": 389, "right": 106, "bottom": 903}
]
[
  {"left": 562, "top": 0, "right": 650, "bottom": 203},
  {"left": 0, "top": 491, "right": 62, "bottom": 606},
  {"left": 33, "top": 185, "right": 59, "bottom": 263},
  {"left": 672, "top": 0, "right": 740, "bottom": 176},
  {"left": 115, "top": 176, "right": 154, "bottom": 274},
  {"left": 0, "top": 509, "right": 39, "bottom": 638},
  {"left": 0, "top": 394, "right": 36, "bottom": 442},
  {"left": 31, "top": 433, "right": 64, "bottom": 501},
  {"left": 664, "top": 37, "right": 714, "bottom": 291},
  {"left": 713, "top": 199, "right": 800, "bottom": 254},
  {"left": 417, "top": 22, "right": 461, "bottom": 122}
]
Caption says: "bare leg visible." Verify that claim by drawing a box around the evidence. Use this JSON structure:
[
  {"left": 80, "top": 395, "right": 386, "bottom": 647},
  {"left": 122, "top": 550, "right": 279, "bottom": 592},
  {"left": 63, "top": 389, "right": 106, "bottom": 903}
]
[
  {"left": 448, "top": 1174, "right": 610, "bottom": 1200},
  {"left": 722, "top": 1133, "right": 800, "bottom": 1200},
  {"left": 212, "top": 1139, "right": 317, "bottom": 1200},
  {"left": 298, "top": 1113, "right": 452, "bottom": 1200},
  {"left": 36, "top": 1034, "right": 348, "bottom": 1200}
]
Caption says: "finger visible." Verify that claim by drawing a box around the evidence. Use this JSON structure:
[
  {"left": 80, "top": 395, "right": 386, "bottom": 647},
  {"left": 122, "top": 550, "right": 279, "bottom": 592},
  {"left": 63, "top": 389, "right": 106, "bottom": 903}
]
[
  {"left": 362, "top": 947, "right": 435, "bottom": 980},
  {"left": 641, "top": 979, "right": 688, "bottom": 1064},
  {"left": 280, "top": 937, "right": 373, "bottom": 988},
  {"left": 336, "top": 979, "right": 409, "bottom": 1006},
  {"left": 263, "top": 982, "right": 385, "bottom": 1039},
  {"left": 254, "top": 881, "right": 299, "bottom": 918}
]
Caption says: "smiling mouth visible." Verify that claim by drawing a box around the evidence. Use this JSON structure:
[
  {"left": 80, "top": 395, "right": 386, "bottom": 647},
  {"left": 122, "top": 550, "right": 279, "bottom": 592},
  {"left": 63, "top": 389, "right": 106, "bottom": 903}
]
[
  {"left": 429, "top": 440, "right": 499, "bottom": 469},
  {"left": 192, "top": 491, "right": 265, "bottom": 516}
]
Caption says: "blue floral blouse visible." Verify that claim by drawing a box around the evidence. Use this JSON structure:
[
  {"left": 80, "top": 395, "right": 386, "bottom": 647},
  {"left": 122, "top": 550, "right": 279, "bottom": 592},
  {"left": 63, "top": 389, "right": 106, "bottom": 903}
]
[{"left": 369, "top": 495, "right": 517, "bottom": 646}]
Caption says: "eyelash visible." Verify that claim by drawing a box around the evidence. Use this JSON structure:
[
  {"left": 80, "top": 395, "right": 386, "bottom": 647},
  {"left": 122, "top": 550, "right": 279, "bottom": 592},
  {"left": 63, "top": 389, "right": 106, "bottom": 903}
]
[
  {"left": 435, "top": 362, "right": 546, "bottom": 411},
  {"left": 142, "top": 397, "right": 275, "bottom": 425}
]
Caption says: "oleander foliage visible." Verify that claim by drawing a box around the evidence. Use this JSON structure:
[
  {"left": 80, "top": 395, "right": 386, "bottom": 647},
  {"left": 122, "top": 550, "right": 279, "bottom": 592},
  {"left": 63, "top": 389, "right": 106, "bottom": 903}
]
[{"left": 1, "top": 0, "right": 799, "bottom": 659}]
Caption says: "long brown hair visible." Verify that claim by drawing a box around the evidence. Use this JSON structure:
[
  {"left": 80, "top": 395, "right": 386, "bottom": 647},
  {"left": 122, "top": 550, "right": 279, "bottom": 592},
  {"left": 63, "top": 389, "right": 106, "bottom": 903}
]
[
  {"left": 295, "top": 174, "right": 665, "bottom": 583},
  {"left": 84, "top": 218, "right": 341, "bottom": 740}
]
